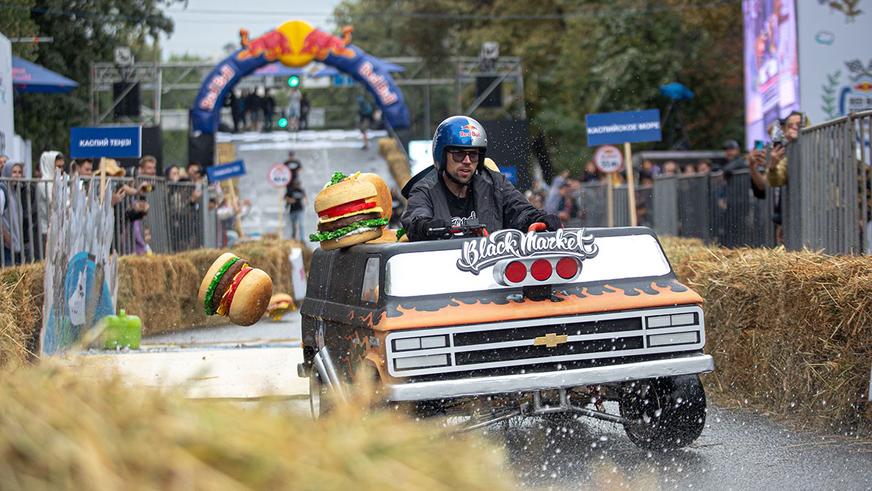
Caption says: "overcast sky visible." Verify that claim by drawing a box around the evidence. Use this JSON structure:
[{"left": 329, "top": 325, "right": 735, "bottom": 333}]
[{"left": 161, "top": 0, "right": 343, "bottom": 60}]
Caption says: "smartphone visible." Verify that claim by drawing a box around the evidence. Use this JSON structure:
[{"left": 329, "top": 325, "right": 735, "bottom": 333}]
[{"left": 754, "top": 140, "right": 765, "bottom": 150}]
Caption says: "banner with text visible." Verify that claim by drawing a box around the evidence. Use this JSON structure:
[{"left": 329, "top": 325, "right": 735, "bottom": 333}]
[
  {"left": 70, "top": 126, "right": 142, "bottom": 158},
  {"left": 585, "top": 109, "right": 662, "bottom": 146}
]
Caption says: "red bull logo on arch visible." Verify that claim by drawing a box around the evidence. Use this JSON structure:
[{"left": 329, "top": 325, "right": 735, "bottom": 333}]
[{"left": 191, "top": 19, "right": 410, "bottom": 137}]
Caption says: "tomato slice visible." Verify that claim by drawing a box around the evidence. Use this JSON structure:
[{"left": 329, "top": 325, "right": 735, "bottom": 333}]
[
  {"left": 318, "top": 198, "right": 376, "bottom": 218},
  {"left": 217, "top": 266, "right": 252, "bottom": 315}
]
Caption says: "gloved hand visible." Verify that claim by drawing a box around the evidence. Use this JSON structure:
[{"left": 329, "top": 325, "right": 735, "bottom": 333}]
[
  {"left": 416, "top": 217, "right": 451, "bottom": 240},
  {"left": 542, "top": 214, "right": 563, "bottom": 231}
]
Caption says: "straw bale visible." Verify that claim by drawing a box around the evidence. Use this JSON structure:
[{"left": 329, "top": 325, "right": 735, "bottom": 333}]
[
  {"left": 0, "top": 264, "right": 44, "bottom": 366},
  {"left": 0, "top": 364, "right": 512, "bottom": 490},
  {"left": 378, "top": 137, "right": 411, "bottom": 188},
  {"left": 661, "top": 238, "right": 872, "bottom": 434}
]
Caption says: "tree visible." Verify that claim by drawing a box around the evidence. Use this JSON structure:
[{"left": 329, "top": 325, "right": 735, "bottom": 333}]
[
  {"left": 3, "top": 0, "right": 181, "bottom": 160},
  {"left": 332, "top": 0, "right": 744, "bottom": 173}
]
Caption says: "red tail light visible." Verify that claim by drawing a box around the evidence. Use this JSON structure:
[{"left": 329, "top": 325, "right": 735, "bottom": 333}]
[
  {"left": 504, "top": 261, "right": 527, "bottom": 283},
  {"left": 493, "top": 256, "right": 582, "bottom": 286},
  {"left": 530, "top": 259, "right": 552, "bottom": 281}
]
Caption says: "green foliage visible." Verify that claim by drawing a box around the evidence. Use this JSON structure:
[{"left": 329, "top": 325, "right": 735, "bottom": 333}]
[
  {"left": 0, "top": 0, "right": 181, "bottom": 161},
  {"left": 333, "top": 0, "right": 744, "bottom": 174}
]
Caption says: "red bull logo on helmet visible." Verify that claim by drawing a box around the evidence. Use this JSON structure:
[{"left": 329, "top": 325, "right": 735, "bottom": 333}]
[{"left": 459, "top": 123, "right": 481, "bottom": 138}]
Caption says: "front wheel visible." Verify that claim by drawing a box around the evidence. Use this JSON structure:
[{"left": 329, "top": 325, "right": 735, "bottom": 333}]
[
  {"left": 308, "top": 372, "right": 331, "bottom": 419},
  {"left": 620, "top": 375, "right": 706, "bottom": 450}
]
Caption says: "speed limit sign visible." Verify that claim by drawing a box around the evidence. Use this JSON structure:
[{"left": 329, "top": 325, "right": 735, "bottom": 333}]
[
  {"left": 593, "top": 145, "right": 624, "bottom": 173},
  {"left": 267, "top": 163, "right": 292, "bottom": 188}
]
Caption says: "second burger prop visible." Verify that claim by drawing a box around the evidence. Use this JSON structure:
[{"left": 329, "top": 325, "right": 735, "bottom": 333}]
[
  {"left": 198, "top": 253, "right": 273, "bottom": 326},
  {"left": 309, "top": 172, "right": 391, "bottom": 250}
]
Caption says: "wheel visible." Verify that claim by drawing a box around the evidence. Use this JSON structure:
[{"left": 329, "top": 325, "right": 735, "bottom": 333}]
[
  {"left": 620, "top": 375, "right": 706, "bottom": 450},
  {"left": 308, "top": 371, "right": 332, "bottom": 419}
]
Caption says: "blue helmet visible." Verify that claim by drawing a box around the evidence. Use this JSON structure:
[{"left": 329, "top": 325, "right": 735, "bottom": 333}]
[{"left": 432, "top": 116, "right": 487, "bottom": 172}]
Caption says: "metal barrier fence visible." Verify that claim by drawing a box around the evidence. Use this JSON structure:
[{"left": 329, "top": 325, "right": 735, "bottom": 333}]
[
  {"left": 784, "top": 110, "right": 872, "bottom": 254},
  {"left": 0, "top": 176, "right": 224, "bottom": 267}
]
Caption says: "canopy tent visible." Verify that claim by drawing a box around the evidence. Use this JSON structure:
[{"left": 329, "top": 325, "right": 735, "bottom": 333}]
[{"left": 12, "top": 56, "right": 79, "bottom": 93}]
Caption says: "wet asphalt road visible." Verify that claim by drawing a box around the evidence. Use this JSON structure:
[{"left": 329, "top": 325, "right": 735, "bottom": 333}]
[
  {"left": 496, "top": 405, "right": 871, "bottom": 490},
  {"left": 147, "top": 316, "right": 872, "bottom": 490}
]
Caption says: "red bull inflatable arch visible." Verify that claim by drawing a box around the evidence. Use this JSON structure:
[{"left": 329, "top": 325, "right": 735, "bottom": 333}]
[{"left": 191, "top": 20, "right": 410, "bottom": 135}]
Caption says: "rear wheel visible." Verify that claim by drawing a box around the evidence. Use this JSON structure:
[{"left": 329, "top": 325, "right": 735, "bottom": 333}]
[{"left": 620, "top": 375, "right": 706, "bottom": 450}]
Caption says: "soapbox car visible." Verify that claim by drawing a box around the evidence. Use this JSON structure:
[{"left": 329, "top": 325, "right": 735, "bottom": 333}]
[{"left": 299, "top": 226, "right": 713, "bottom": 449}]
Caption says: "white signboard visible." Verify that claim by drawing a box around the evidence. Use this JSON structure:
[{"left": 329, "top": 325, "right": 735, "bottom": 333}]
[
  {"left": 408, "top": 139, "right": 433, "bottom": 177},
  {"left": 798, "top": 2, "right": 872, "bottom": 124},
  {"left": 0, "top": 34, "right": 14, "bottom": 157},
  {"left": 593, "top": 145, "right": 623, "bottom": 173}
]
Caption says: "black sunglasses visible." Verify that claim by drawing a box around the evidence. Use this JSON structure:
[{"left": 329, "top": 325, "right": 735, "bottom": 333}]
[{"left": 447, "top": 149, "right": 480, "bottom": 162}]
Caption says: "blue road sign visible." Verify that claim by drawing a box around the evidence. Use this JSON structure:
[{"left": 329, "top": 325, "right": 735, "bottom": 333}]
[
  {"left": 585, "top": 109, "right": 662, "bottom": 146},
  {"left": 206, "top": 160, "right": 246, "bottom": 182},
  {"left": 70, "top": 126, "right": 142, "bottom": 158}
]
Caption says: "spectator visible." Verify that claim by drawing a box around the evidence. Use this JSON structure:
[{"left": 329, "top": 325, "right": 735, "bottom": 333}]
[
  {"left": 697, "top": 160, "right": 712, "bottom": 174},
  {"left": 544, "top": 169, "right": 569, "bottom": 214},
  {"left": 263, "top": 88, "right": 275, "bottom": 132},
  {"left": 300, "top": 92, "right": 310, "bottom": 130},
  {"left": 556, "top": 179, "right": 579, "bottom": 226},
  {"left": 641, "top": 159, "right": 660, "bottom": 177},
  {"left": 661, "top": 160, "right": 679, "bottom": 176},
  {"left": 0, "top": 154, "right": 7, "bottom": 173},
  {"left": 128, "top": 156, "right": 158, "bottom": 256},
  {"left": 357, "top": 94, "right": 374, "bottom": 150},
  {"left": 580, "top": 161, "right": 599, "bottom": 182},
  {"left": 229, "top": 89, "right": 244, "bottom": 133},
  {"left": 682, "top": 163, "right": 697, "bottom": 175},
  {"left": 164, "top": 165, "right": 180, "bottom": 182},
  {"left": 72, "top": 158, "right": 93, "bottom": 177},
  {"left": 246, "top": 88, "right": 263, "bottom": 131},
  {"left": 721, "top": 140, "right": 747, "bottom": 175},
  {"left": 36, "top": 151, "right": 64, "bottom": 248},
  {"left": 287, "top": 87, "right": 302, "bottom": 131},
  {"left": 284, "top": 178, "right": 306, "bottom": 241},
  {"left": 0, "top": 162, "right": 22, "bottom": 265},
  {"left": 766, "top": 111, "right": 804, "bottom": 187},
  {"left": 284, "top": 150, "right": 302, "bottom": 182}
]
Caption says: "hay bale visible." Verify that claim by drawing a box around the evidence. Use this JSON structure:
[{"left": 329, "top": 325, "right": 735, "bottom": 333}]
[
  {"left": 378, "top": 137, "right": 411, "bottom": 188},
  {"left": 0, "top": 264, "right": 45, "bottom": 366},
  {"left": 0, "top": 364, "right": 513, "bottom": 490},
  {"left": 661, "top": 238, "right": 872, "bottom": 434}
]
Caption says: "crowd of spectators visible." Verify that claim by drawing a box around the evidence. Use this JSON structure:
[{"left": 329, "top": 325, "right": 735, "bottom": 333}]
[
  {"left": 0, "top": 153, "right": 252, "bottom": 267},
  {"left": 227, "top": 86, "right": 311, "bottom": 134},
  {"left": 524, "top": 113, "right": 807, "bottom": 234}
]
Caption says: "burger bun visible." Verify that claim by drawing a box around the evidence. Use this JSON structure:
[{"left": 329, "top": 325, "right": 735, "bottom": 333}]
[
  {"left": 319, "top": 228, "right": 383, "bottom": 251},
  {"left": 358, "top": 173, "right": 392, "bottom": 221},
  {"left": 228, "top": 268, "right": 273, "bottom": 326},
  {"left": 315, "top": 178, "right": 377, "bottom": 213}
]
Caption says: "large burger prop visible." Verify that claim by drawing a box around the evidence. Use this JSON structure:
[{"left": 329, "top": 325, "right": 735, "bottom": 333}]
[
  {"left": 198, "top": 253, "right": 273, "bottom": 326},
  {"left": 309, "top": 172, "right": 390, "bottom": 250}
]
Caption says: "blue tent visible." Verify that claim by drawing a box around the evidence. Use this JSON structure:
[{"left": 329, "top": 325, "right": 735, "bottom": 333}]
[{"left": 12, "top": 56, "right": 79, "bottom": 93}]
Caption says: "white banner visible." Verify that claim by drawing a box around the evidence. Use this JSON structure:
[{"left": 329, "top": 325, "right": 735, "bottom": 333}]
[
  {"left": 798, "top": 1, "right": 872, "bottom": 124},
  {"left": 0, "top": 34, "right": 13, "bottom": 157}
]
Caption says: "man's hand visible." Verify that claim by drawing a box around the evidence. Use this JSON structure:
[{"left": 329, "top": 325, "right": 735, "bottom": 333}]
[
  {"left": 421, "top": 217, "right": 451, "bottom": 239},
  {"left": 542, "top": 214, "right": 562, "bottom": 231},
  {"left": 747, "top": 149, "right": 766, "bottom": 169}
]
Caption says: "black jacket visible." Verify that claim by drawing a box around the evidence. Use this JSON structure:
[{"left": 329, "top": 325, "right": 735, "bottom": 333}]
[{"left": 401, "top": 168, "right": 546, "bottom": 241}]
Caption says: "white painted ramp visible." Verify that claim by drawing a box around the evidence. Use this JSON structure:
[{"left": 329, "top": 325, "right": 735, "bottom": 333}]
[
  {"left": 217, "top": 129, "right": 397, "bottom": 242},
  {"left": 72, "top": 314, "right": 309, "bottom": 400}
]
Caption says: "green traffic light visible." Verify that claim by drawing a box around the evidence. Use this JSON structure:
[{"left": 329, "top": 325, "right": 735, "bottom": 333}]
[
  {"left": 287, "top": 75, "right": 300, "bottom": 88},
  {"left": 278, "top": 117, "right": 289, "bottom": 128}
]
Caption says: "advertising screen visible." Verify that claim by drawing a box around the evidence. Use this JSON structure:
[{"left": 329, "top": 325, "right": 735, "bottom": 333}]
[{"left": 743, "top": 0, "right": 799, "bottom": 149}]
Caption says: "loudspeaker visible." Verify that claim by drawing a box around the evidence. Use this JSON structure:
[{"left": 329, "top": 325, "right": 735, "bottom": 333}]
[
  {"left": 113, "top": 81, "right": 140, "bottom": 118},
  {"left": 475, "top": 76, "right": 502, "bottom": 108},
  {"left": 118, "top": 126, "right": 163, "bottom": 173},
  {"left": 188, "top": 132, "right": 215, "bottom": 167}
]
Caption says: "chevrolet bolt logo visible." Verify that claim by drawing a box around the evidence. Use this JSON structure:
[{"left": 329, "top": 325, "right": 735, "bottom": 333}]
[{"left": 533, "top": 333, "right": 568, "bottom": 348}]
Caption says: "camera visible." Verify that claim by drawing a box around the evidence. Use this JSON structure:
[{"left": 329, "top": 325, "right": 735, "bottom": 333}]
[{"left": 769, "top": 123, "right": 787, "bottom": 148}]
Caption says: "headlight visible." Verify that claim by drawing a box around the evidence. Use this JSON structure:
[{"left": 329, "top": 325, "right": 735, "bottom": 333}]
[
  {"left": 646, "top": 312, "right": 697, "bottom": 329},
  {"left": 392, "top": 334, "right": 448, "bottom": 351},
  {"left": 394, "top": 354, "right": 450, "bottom": 370}
]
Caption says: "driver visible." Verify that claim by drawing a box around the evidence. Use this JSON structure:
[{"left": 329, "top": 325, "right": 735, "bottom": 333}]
[{"left": 401, "top": 115, "right": 561, "bottom": 241}]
